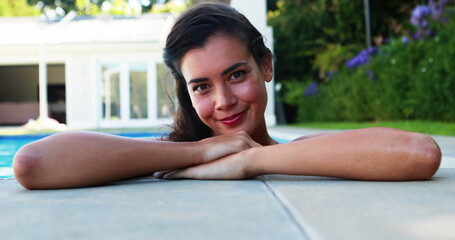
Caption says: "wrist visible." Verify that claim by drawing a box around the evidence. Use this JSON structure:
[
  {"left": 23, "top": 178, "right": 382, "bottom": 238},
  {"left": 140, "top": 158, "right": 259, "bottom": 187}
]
[
  {"left": 189, "top": 141, "right": 207, "bottom": 165},
  {"left": 243, "top": 147, "right": 263, "bottom": 178}
]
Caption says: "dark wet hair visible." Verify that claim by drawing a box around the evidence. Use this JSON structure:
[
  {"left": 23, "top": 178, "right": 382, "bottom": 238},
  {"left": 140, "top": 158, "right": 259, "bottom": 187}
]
[{"left": 163, "top": 3, "right": 272, "bottom": 142}]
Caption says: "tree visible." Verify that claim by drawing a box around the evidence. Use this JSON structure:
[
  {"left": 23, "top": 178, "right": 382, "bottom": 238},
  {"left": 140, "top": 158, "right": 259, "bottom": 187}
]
[
  {"left": 0, "top": 0, "right": 39, "bottom": 16},
  {"left": 25, "top": 0, "right": 176, "bottom": 16},
  {"left": 27, "top": 0, "right": 77, "bottom": 13},
  {"left": 269, "top": 0, "right": 425, "bottom": 82}
]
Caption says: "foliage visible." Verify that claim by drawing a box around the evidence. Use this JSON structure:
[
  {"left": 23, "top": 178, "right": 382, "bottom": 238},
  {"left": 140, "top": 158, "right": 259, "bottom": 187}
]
[
  {"left": 295, "top": 5, "right": 455, "bottom": 122},
  {"left": 102, "top": 0, "right": 140, "bottom": 15},
  {"left": 312, "top": 43, "right": 357, "bottom": 79},
  {"left": 151, "top": 0, "right": 187, "bottom": 14},
  {"left": 0, "top": 0, "right": 39, "bottom": 16},
  {"left": 268, "top": 0, "right": 421, "bottom": 122},
  {"left": 268, "top": 0, "right": 422, "bottom": 84},
  {"left": 26, "top": 0, "right": 76, "bottom": 13},
  {"left": 22, "top": 0, "right": 175, "bottom": 17},
  {"left": 269, "top": 0, "right": 344, "bottom": 83},
  {"left": 269, "top": 0, "right": 454, "bottom": 123},
  {"left": 189, "top": 0, "right": 229, "bottom": 5}
]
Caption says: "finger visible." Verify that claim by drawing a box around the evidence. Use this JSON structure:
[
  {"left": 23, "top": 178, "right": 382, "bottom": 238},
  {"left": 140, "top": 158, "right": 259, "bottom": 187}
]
[
  {"left": 163, "top": 165, "right": 206, "bottom": 179},
  {"left": 163, "top": 170, "right": 186, "bottom": 179},
  {"left": 153, "top": 170, "right": 174, "bottom": 179}
]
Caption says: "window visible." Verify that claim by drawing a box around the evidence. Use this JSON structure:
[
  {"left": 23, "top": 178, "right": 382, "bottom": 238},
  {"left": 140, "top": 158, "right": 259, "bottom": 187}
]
[
  {"left": 129, "top": 63, "right": 148, "bottom": 119},
  {"left": 99, "top": 60, "right": 174, "bottom": 127},
  {"left": 101, "top": 63, "right": 121, "bottom": 120}
]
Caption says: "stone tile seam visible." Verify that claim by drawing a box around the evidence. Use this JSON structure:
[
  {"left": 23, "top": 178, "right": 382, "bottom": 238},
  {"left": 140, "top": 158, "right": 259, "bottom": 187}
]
[{"left": 260, "top": 176, "right": 322, "bottom": 240}]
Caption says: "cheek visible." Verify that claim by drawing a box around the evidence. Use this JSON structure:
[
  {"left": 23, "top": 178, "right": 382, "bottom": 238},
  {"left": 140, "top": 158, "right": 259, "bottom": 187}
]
[
  {"left": 190, "top": 95, "right": 214, "bottom": 120},
  {"left": 236, "top": 80, "right": 266, "bottom": 104}
]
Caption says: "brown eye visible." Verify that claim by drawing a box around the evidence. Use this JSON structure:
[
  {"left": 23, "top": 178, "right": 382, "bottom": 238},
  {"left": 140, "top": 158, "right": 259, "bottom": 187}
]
[
  {"left": 193, "top": 84, "right": 210, "bottom": 92},
  {"left": 230, "top": 71, "right": 245, "bottom": 80}
]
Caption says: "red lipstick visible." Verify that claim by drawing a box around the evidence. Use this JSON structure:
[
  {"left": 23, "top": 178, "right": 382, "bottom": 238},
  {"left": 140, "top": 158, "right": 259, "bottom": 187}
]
[{"left": 220, "top": 112, "right": 244, "bottom": 125}]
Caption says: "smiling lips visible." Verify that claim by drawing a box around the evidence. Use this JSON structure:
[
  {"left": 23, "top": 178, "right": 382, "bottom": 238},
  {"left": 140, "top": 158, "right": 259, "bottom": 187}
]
[{"left": 220, "top": 111, "right": 245, "bottom": 125}]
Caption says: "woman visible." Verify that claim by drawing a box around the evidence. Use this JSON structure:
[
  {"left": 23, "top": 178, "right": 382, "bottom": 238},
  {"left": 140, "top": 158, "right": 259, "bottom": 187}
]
[{"left": 13, "top": 3, "right": 441, "bottom": 189}]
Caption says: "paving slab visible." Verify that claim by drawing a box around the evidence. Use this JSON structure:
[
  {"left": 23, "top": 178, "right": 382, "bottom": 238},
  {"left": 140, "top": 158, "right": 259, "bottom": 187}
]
[
  {"left": 1, "top": 126, "right": 454, "bottom": 240},
  {"left": 0, "top": 178, "right": 305, "bottom": 240},
  {"left": 263, "top": 168, "right": 455, "bottom": 240},
  {"left": 2, "top": 169, "right": 454, "bottom": 240}
]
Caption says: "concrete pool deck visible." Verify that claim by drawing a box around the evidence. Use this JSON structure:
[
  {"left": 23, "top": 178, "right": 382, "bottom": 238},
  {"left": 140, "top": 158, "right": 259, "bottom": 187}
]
[{"left": 1, "top": 126, "right": 455, "bottom": 240}]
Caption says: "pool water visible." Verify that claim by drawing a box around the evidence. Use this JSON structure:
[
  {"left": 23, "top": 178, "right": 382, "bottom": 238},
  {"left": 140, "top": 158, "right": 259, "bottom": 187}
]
[
  {"left": 0, "top": 132, "right": 164, "bottom": 179},
  {"left": 0, "top": 135, "right": 44, "bottom": 178}
]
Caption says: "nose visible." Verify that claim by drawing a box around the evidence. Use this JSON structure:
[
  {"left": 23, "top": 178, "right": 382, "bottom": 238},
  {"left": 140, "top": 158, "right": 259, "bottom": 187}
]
[{"left": 215, "top": 85, "right": 238, "bottom": 110}]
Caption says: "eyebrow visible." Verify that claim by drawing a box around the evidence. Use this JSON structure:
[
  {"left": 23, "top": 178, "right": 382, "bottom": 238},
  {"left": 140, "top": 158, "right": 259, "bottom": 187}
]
[
  {"left": 187, "top": 62, "right": 248, "bottom": 85},
  {"left": 187, "top": 78, "right": 209, "bottom": 85},
  {"left": 221, "top": 62, "right": 247, "bottom": 76}
]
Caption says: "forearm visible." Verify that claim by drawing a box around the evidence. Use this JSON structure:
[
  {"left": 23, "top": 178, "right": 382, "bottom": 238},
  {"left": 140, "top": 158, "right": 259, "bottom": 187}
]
[
  {"left": 248, "top": 128, "right": 441, "bottom": 181},
  {"left": 13, "top": 132, "right": 202, "bottom": 189}
]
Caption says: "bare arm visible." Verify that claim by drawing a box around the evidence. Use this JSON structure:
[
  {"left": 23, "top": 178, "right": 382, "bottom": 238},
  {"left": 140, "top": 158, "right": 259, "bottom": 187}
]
[
  {"left": 13, "top": 131, "right": 259, "bottom": 189},
  {"left": 250, "top": 127, "right": 441, "bottom": 180},
  {"left": 165, "top": 127, "right": 441, "bottom": 181}
]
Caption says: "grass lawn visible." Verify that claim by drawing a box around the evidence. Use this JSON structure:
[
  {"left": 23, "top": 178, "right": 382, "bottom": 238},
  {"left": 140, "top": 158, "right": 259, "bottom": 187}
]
[{"left": 289, "top": 120, "right": 455, "bottom": 136}]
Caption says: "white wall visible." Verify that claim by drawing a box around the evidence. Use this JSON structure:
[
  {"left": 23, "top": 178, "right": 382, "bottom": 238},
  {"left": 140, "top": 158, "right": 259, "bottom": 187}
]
[{"left": 65, "top": 54, "right": 96, "bottom": 129}]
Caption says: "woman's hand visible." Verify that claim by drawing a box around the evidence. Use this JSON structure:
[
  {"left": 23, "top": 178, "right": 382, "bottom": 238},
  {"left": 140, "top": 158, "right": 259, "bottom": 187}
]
[
  {"left": 152, "top": 131, "right": 261, "bottom": 179},
  {"left": 161, "top": 148, "right": 255, "bottom": 180},
  {"left": 198, "top": 131, "right": 261, "bottom": 163}
]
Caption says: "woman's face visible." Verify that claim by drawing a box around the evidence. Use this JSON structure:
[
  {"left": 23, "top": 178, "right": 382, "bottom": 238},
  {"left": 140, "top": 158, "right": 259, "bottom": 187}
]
[{"left": 180, "top": 34, "right": 273, "bottom": 138}]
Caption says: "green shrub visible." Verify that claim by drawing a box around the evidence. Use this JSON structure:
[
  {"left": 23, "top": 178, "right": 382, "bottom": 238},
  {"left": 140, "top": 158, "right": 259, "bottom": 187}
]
[
  {"left": 268, "top": 1, "right": 426, "bottom": 123},
  {"left": 295, "top": 11, "right": 455, "bottom": 122}
]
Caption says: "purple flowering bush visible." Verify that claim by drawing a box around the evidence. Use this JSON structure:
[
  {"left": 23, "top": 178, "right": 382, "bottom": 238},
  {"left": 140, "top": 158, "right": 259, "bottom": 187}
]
[
  {"left": 408, "top": 0, "right": 452, "bottom": 40},
  {"left": 346, "top": 47, "right": 377, "bottom": 69},
  {"left": 411, "top": 5, "right": 432, "bottom": 28},
  {"left": 295, "top": 2, "right": 455, "bottom": 122}
]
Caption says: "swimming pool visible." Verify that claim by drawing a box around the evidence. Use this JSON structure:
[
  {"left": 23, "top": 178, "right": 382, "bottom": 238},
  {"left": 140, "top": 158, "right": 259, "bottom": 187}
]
[{"left": 0, "top": 132, "right": 165, "bottom": 179}]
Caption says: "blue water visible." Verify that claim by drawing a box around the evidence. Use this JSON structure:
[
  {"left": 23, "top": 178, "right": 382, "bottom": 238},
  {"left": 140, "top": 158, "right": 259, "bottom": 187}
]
[{"left": 0, "top": 132, "right": 164, "bottom": 179}]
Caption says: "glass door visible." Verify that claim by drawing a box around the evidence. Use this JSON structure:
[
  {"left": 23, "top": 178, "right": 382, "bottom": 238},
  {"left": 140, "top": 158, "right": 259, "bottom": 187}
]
[
  {"left": 101, "top": 63, "right": 121, "bottom": 121},
  {"left": 129, "top": 63, "right": 148, "bottom": 120},
  {"left": 99, "top": 60, "right": 174, "bottom": 127}
]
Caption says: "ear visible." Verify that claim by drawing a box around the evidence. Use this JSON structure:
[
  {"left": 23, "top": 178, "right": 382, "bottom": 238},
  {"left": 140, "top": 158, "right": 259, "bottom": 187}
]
[{"left": 261, "top": 56, "right": 273, "bottom": 83}]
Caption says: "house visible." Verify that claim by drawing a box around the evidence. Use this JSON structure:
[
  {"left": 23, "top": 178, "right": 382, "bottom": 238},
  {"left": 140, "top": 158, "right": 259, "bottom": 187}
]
[{"left": 0, "top": 0, "right": 275, "bottom": 129}]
